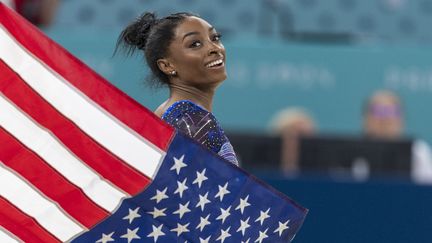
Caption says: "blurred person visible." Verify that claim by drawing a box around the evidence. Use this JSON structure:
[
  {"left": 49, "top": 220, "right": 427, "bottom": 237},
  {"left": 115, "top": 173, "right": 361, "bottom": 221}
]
[
  {"left": 0, "top": 0, "right": 59, "bottom": 27},
  {"left": 363, "top": 90, "right": 432, "bottom": 184},
  {"left": 363, "top": 90, "right": 403, "bottom": 139},
  {"left": 270, "top": 107, "right": 316, "bottom": 174},
  {"left": 116, "top": 12, "right": 238, "bottom": 165}
]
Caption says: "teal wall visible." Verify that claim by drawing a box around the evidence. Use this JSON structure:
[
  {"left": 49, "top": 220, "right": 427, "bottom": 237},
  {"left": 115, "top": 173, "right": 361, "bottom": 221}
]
[
  {"left": 43, "top": 0, "right": 432, "bottom": 143},
  {"left": 44, "top": 0, "right": 432, "bottom": 143},
  {"left": 46, "top": 29, "right": 432, "bottom": 144}
]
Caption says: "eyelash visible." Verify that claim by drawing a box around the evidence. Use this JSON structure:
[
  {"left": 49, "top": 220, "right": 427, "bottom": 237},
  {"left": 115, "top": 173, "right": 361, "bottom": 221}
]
[
  {"left": 213, "top": 33, "right": 222, "bottom": 41},
  {"left": 189, "top": 33, "right": 222, "bottom": 48}
]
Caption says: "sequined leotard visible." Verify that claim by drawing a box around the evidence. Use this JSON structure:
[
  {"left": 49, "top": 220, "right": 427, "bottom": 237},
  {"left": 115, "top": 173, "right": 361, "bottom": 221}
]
[{"left": 161, "top": 100, "right": 238, "bottom": 166}]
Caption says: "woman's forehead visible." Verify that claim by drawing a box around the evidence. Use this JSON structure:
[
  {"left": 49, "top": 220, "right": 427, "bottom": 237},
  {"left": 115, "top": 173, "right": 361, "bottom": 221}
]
[{"left": 174, "top": 16, "right": 213, "bottom": 37}]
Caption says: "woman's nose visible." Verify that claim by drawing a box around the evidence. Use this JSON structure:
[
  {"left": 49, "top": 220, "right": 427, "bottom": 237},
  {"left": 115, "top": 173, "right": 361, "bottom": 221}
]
[{"left": 207, "top": 42, "right": 223, "bottom": 56}]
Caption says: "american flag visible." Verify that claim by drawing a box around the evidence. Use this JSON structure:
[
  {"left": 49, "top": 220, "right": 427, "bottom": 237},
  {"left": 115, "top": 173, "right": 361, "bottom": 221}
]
[{"left": 0, "top": 3, "right": 307, "bottom": 242}]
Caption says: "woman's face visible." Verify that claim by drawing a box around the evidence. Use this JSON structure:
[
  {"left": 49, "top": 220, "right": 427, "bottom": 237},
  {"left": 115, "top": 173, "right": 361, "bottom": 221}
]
[
  {"left": 364, "top": 94, "right": 403, "bottom": 139},
  {"left": 165, "top": 16, "right": 227, "bottom": 87}
]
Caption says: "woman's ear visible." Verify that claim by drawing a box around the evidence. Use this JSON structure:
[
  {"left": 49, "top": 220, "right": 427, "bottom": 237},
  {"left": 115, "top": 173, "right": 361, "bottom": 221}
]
[{"left": 157, "top": 58, "right": 176, "bottom": 76}]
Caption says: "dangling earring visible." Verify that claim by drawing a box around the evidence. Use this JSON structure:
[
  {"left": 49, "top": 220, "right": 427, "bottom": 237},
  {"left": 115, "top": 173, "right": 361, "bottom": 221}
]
[{"left": 170, "top": 70, "right": 177, "bottom": 76}]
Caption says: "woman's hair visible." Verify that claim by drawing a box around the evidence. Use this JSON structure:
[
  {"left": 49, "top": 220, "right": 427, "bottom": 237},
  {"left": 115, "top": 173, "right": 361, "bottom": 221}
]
[{"left": 115, "top": 12, "right": 196, "bottom": 86}]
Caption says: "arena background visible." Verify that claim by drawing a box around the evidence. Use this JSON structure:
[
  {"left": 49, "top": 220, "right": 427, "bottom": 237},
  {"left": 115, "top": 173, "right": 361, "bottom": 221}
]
[{"left": 42, "top": 0, "right": 432, "bottom": 242}]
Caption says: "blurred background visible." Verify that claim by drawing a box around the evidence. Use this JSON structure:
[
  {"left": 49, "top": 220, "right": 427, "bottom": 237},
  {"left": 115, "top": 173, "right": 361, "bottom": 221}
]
[{"left": 5, "top": 0, "right": 432, "bottom": 242}]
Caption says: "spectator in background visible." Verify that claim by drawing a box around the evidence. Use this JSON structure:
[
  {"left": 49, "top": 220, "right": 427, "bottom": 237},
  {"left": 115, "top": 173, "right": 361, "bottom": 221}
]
[
  {"left": 0, "top": 0, "right": 59, "bottom": 27},
  {"left": 270, "top": 107, "right": 316, "bottom": 175},
  {"left": 363, "top": 90, "right": 432, "bottom": 184},
  {"left": 363, "top": 90, "right": 403, "bottom": 139}
]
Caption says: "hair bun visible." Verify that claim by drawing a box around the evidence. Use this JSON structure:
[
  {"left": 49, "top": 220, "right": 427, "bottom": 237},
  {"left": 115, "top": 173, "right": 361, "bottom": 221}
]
[{"left": 118, "top": 12, "right": 158, "bottom": 51}]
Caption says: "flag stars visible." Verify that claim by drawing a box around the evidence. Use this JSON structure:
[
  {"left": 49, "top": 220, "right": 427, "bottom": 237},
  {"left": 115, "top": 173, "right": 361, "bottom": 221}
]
[
  {"left": 199, "top": 236, "right": 211, "bottom": 243},
  {"left": 170, "top": 222, "right": 190, "bottom": 236},
  {"left": 215, "top": 182, "right": 230, "bottom": 202},
  {"left": 174, "top": 178, "right": 189, "bottom": 198},
  {"left": 147, "top": 207, "right": 167, "bottom": 219},
  {"left": 122, "top": 207, "right": 141, "bottom": 224},
  {"left": 237, "top": 217, "right": 251, "bottom": 236},
  {"left": 150, "top": 187, "right": 169, "bottom": 204},
  {"left": 255, "top": 228, "right": 269, "bottom": 243},
  {"left": 171, "top": 155, "right": 187, "bottom": 175},
  {"left": 255, "top": 208, "right": 271, "bottom": 225},
  {"left": 196, "top": 214, "right": 211, "bottom": 231},
  {"left": 120, "top": 228, "right": 140, "bottom": 243},
  {"left": 216, "top": 206, "right": 232, "bottom": 224},
  {"left": 173, "top": 201, "right": 191, "bottom": 219},
  {"left": 274, "top": 219, "right": 290, "bottom": 236},
  {"left": 235, "top": 195, "right": 251, "bottom": 214},
  {"left": 147, "top": 224, "right": 165, "bottom": 242},
  {"left": 96, "top": 232, "right": 114, "bottom": 243},
  {"left": 216, "top": 226, "right": 231, "bottom": 243},
  {"left": 192, "top": 168, "right": 208, "bottom": 188},
  {"left": 196, "top": 192, "right": 211, "bottom": 211}
]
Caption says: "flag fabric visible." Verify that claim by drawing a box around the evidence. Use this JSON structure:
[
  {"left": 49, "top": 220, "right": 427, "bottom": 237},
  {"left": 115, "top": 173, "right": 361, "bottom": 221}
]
[{"left": 0, "top": 3, "right": 307, "bottom": 243}]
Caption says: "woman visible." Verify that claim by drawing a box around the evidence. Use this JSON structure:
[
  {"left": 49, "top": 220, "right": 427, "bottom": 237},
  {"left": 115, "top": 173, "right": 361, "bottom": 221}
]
[{"left": 116, "top": 12, "right": 238, "bottom": 165}]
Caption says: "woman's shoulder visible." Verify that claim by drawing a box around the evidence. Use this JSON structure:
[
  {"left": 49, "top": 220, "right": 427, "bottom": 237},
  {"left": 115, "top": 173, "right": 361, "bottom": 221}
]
[
  {"left": 161, "top": 100, "right": 239, "bottom": 165},
  {"left": 161, "top": 100, "right": 208, "bottom": 121},
  {"left": 161, "top": 100, "right": 224, "bottom": 149}
]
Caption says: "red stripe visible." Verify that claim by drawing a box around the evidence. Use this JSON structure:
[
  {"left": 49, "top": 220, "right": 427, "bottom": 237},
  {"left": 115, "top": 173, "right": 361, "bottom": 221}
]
[
  {"left": 0, "top": 4, "right": 174, "bottom": 151},
  {"left": 0, "top": 128, "right": 109, "bottom": 228},
  {"left": 0, "top": 60, "right": 152, "bottom": 195},
  {"left": 0, "top": 197, "right": 61, "bottom": 243}
]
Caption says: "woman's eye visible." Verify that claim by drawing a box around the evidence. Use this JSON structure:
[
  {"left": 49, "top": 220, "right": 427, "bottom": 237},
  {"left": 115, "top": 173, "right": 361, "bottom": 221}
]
[
  {"left": 190, "top": 41, "right": 202, "bottom": 48},
  {"left": 213, "top": 34, "right": 222, "bottom": 42}
]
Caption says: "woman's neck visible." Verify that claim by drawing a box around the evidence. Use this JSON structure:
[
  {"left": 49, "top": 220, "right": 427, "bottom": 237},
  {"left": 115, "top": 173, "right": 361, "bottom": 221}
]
[{"left": 168, "top": 83, "right": 216, "bottom": 111}]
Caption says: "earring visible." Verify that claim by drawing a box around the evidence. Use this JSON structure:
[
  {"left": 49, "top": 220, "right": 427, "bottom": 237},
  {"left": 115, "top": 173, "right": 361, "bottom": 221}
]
[{"left": 170, "top": 70, "right": 177, "bottom": 76}]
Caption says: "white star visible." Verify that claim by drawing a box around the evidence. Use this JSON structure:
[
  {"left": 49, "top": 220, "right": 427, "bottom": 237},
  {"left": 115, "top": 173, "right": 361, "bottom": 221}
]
[
  {"left": 122, "top": 207, "right": 141, "bottom": 224},
  {"left": 196, "top": 214, "right": 211, "bottom": 231},
  {"left": 237, "top": 217, "right": 251, "bottom": 236},
  {"left": 215, "top": 182, "right": 230, "bottom": 202},
  {"left": 174, "top": 178, "right": 189, "bottom": 198},
  {"left": 274, "top": 219, "right": 290, "bottom": 236},
  {"left": 147, "top": 207, "right": 167, "bottom": 219},
  {"left": 216, "top": 226, "right": 231, "bottom": 243},
  {"left": 147, "top": 224, "right": 165, "bottom": 242},
  {"left": 235, "top": 195, "right": 251, "bottom": 214},
  {"left": 255, "top": 228, "right": 269, "bottom": 243},
  {"left": 120, "top": 228, "right": 141, "bottom": 243},
  {"left": 199, "top": 236, "right": 211, "bottom": 243},
  {"left": 193, "top": 168, "right": 208, "bottom": 188},
  {"left": 171, "top": 155, "right": 187, "bottom": 175},
  {"left": 150, "top": 187, "right": 169, "bottom": 204},
  {"left": 173, "top": 201, "right": 191, "bottom": 219},
  {"left": 96, "top": 232, "right": 114, "bottom": 243},
  {"left": 170, "top": 222, "right": 190, "bottom": 236},
  {"left": 255, "top": 208, "right": 271, "bottom": 225},
  {"left": 196, "top": 192, "right": 211, "bottom": 211},
  {"left": 241, "top": 239, "right": 250, "bottom": 243},
  {"left": 216, "top": 206, "right": 232, "bottom": 224}
]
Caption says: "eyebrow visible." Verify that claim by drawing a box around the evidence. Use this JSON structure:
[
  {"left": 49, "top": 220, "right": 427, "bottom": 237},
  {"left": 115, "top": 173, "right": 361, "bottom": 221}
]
[{"left": 182, "top": 27, "right": 215, "bottom": 41}]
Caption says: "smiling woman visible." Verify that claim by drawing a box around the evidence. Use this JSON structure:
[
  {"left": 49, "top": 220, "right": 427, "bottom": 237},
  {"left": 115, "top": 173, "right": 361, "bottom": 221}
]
[{"left": 116, "top": 12, "right": 238, "bottom": 165}]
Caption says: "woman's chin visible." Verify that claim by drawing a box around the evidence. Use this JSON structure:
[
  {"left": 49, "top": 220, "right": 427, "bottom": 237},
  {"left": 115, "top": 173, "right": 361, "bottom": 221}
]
[{"left": 214, "top": 71, "right": 227, "bottom": 83}]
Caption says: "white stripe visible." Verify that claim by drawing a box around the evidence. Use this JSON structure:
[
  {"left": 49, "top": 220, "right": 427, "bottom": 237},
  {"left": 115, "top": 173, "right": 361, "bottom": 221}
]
[
  {"left": 0, "top": 163, "right": 83, "bottom": 241},
  {"left": 0, "top": 95, "right": 125, "bottom": 211},
  {"left": 0, "top": 0, "right": 15, "bottom": 10},
  {"left": 0, "top": 227, "right": 20, "bottom": 243},
  {"left": 0, "top": 27, "right": 163, "bottom": 178}
]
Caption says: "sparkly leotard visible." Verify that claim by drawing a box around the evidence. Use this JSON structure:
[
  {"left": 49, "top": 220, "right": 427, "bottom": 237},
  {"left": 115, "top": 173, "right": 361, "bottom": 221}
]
[{"left": 161, "top": 100, "right": 239, "bottom": 166}]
